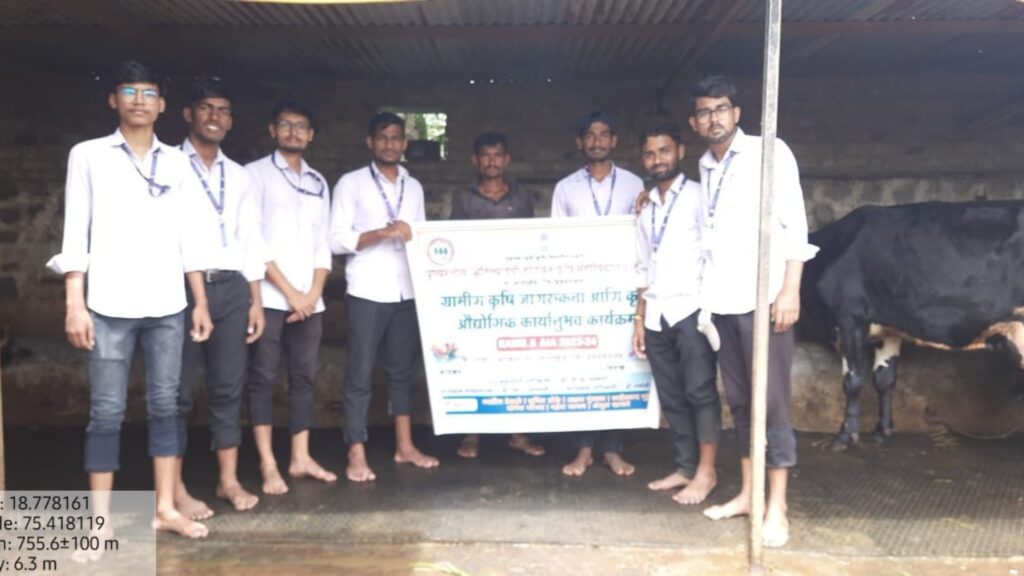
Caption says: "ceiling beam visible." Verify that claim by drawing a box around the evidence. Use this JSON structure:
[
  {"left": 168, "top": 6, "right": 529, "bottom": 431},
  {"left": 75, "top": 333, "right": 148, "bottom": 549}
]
[
  {"left": 43, "top": 0, "right": 209, "bottom": 71},
  {"left": 46, "top": 0, "right": 150, "bottom": 41},
  {"left": 2, "top": 19, "right": 1022, "bottom": 46},
  {"left": 966, "top": 92, "right": 1024, "bottom": 134},
  {"left": 656, "top": 0, "right": 746, "bottom": 95}
]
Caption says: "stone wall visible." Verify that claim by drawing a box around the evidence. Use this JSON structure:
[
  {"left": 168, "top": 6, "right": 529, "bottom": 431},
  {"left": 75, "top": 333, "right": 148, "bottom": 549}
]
[{"left": 2, "top": 71, "right": 1023, "bottom": 434}]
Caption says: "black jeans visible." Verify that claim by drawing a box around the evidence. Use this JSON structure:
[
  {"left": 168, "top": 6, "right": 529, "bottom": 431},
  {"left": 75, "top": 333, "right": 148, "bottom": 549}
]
[
  {"left": 179, "top": 273, "right": 250, "bottom": 453},
  {"left": 570, "top": 430, "right": 624, "bottom": 455},
  {"left": 342, "top": 296, "right": 420, "bottom": 445},
  {"left": 248, "top": 309, "right": 323, "bottom": 435},
  {"left": 714, "top": 312, "right": 797, "bottom": 469},
  {"left": 645, "top": 312, "right": 721, "bottom": 477}
]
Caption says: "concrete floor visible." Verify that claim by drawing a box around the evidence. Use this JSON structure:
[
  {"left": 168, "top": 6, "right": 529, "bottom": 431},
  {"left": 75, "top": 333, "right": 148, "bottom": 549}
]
[{"left": 7, "top": 426, "right": 1024, "bottom": 575}]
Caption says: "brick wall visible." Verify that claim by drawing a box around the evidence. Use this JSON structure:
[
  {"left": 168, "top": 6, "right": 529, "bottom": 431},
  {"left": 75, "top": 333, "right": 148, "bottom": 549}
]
[{"left": 3, "top": 71, "right": 1023, "bottom": 433}]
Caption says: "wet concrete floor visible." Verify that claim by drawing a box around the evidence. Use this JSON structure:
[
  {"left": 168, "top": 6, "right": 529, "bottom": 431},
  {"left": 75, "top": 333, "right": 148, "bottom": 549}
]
[{"left": 7, "top": 426, "right": 1024, "bottom": 575}]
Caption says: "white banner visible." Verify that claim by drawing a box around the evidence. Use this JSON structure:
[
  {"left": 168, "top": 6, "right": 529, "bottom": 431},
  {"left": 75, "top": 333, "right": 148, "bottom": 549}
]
[{"left": 408, "top": 216, "right": 659, "bottom": 435}]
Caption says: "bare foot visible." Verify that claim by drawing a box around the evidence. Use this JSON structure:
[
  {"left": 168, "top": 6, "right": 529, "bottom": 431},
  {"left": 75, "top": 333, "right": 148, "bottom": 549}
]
[
  {"left": 70, "top": 526, "right": 113, "bottom": 563},
  {"left": 457, "top": 434, "right": 480, "bottom": 459},
  {"left": 260, "top": 461, "right": 290, "bottom": 495},
  {"left": 703, "top": 493, "right": 750, "bottom": 521},
  {"left": 673, "top": 468, "right": 717, "bottom": 505},
  {"left": 216, "top": 482, "right": 259, "bottom": 511},
  {"left": 648, "top": 471, "right": 690, "bottom": 491},
  {"left": 603, "top": 452, "right": 636, "bottom": 477},
  {"left": 346, "top": 446, "right": 377, "bottom": 483},
  {"left": 289, "top": 457, "right": 339, "bottom": 483},
  {"left": 763, "top": 507, "right": 790, "bottom": 548},
  {"left": 174, "top": 487, "right": 214, "bottom": 521},
  {"left": 562, "top": 448, "right": 594, "bottom": 476},
  {"left": 152, "top": 509, "right": 209, "bottom": 539},
  {"left": 395, "top": 445, "right": 440, "bottom": 468},
  {"left": 508, "top": 433, "right": 545, "bottom": 457}
]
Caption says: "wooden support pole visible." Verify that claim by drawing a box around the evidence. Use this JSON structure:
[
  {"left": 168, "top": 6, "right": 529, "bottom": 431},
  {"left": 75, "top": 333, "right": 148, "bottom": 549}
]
[{"left": 750, "top": 0, "right": 784, "bottom": 573}]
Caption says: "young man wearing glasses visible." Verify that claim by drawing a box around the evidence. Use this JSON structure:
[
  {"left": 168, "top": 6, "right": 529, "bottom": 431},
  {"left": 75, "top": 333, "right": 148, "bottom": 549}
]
[
  {"left": 688, "top": 76, "right": 817, "bottom": 548},
  {"left": 48, "top": 60, "right": 213, "bottom": 540},
  {"left": 173, "top": 78, "right": 266, "bottom": 519},
  {"left": 245, "top": 100, "right": 337, "bottom": 495},
  {"left": 329, "top": 112, "right": 438, "bottom": 483}
]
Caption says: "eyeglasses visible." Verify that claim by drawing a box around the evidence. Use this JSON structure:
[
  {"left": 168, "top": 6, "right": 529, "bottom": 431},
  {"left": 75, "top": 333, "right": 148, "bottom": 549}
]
[
  {"left": 118, "top": 86, "right": 160, "bottom": 101},
  {"left": 694, "top": 104, "right": 734, "bottom": 123},
  {"left": 276, "top": 120, "right": 311, "bottom": 133}
]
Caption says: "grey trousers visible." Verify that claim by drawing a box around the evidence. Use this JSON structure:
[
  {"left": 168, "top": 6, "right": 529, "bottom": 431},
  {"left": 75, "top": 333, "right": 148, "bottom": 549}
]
[
  {"left": 342, "top": 295, "right": 420, "bottom": 445},
  {"left": 570, "top": 430, "right": 624, "bottom": 455},
  {"left": 714, "top": 312, "right": 797, "bottom": 469},
  {"left": 248, "top": 309, "right": 323, "bottom": 435},
  {"left": 645, "top": 312, "right": 722, "bottom": 478},
  {"left": 179, "top": 273, "right": 250, "bottom": 453}
]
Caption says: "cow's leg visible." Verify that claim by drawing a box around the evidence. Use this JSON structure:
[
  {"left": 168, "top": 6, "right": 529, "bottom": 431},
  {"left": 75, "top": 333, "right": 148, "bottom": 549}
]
[
  {"left": 832, "top": 322, "right": 873, "bottom": 453},
  {"left": 871, "top": 337, "right": 901, "bottom": 444}
]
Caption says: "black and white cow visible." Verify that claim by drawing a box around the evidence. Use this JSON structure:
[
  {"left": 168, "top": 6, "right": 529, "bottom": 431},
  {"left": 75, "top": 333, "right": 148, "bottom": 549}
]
[{"left": 800, "top": 200, "right": 1024, "bottom": 451}]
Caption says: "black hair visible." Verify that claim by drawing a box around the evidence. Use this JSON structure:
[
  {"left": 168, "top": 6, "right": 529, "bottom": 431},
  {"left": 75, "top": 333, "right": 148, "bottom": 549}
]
[
  {"left": 689, "top": 75, "right": 738, "bottom": 111},
  {"left": 368, "top": 112, "right": 405, "bottom": 136},
  {"left": 187, "top": 77, "right": 231, "bottom": 107},
  {"left": 272, "top": 99, "right": 315, "bottom": 129},
  {"left": 578, "top": 111, "right": 616, "bottom": 137},
  {"left": 109, "top": 60, "right": 164, "bottom": 94},
  {"left": 640, "top": 122, "right": 682, "bottom": 146},
  {"left": 472, "top": 131, "right": 509, "bottom": 155}
]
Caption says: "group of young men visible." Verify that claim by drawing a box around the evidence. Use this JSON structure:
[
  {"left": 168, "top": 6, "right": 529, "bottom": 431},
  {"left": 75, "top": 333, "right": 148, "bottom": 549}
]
[{"left": 50, "top": 60, "right": 814, "bottom": 548}]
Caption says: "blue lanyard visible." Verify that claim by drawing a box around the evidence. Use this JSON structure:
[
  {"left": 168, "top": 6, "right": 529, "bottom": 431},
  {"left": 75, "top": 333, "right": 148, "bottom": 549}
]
[
  {"left": 273, "top": 151, "right": 324, "bottom": 198},
  {"left": 183, "top": 147, "right": 228, "bottom": 247},
  {"left": 585, "top": 164, "right": 617, "bottom": 216},
  {"left": 120, "top": 144, "right": 169, "bottom": 197},
  {"left": 369, "top": 164, "right": 405, "bottom": 223},
  {"left": 650, "top": 175, "right": 686, "bottom": 254},
  {"left": 702, "top": 150, "right": 736, "bottom": 226}
]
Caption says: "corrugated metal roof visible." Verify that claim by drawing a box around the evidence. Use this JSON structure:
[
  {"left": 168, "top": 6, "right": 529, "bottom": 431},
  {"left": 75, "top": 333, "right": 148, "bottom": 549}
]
[{"left": 1, "top": 0, "right": 1022, "bottom": 79}]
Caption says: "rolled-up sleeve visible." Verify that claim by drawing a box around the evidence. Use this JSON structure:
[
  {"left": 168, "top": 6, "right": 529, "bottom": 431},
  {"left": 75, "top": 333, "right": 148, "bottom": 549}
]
[
  {"left": 237, "top": 171, "right": 267, "bottom": 282},
  {"left": 775, "top": 141, "right": 818, "bottom": 262},
  {"left": 329, "top": 173, "right": 362, "bottom": 255},
  {"left": 46, "top": 144, "right": 92, "bottom": 275}
]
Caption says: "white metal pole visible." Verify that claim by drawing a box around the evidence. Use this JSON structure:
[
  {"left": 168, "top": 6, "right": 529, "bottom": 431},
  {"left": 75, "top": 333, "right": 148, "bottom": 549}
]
[{"left": 750, "top": 0, "right": 784, "bottom": 573}]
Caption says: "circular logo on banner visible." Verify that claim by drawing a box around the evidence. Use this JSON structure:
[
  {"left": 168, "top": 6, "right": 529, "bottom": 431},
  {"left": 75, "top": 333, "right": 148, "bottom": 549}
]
[{"left": 427, "top": 238, "right": 455, "bottom": 265}]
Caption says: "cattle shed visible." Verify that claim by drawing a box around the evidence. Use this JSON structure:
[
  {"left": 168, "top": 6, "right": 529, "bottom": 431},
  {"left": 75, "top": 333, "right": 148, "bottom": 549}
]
[{"left": 2, "top": 1, "right": 1024, "bottom": 574}]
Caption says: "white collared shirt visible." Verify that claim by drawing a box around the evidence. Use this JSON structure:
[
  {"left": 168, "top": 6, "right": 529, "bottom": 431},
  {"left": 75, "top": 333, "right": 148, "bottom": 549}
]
[
  {"left": 636, "top": 174, "right": 704, "bottom": 332},
  {"left": 551, "top": 164, "right": 645, "bottom": 217},
  {"left": 46, "top": 129, "right": 209, "bottom": 319},
  {"left": 180, "top": 139, "right": 266, "bottom": 283},
  {"left": 329, "top": 162, "right": 425, "bottom": 303},
  {"left": 246, "top": 152, "right": 332, "bottom": 313},
  {"left": 698, "top": 128, "right": 818, "bottom": 315}
]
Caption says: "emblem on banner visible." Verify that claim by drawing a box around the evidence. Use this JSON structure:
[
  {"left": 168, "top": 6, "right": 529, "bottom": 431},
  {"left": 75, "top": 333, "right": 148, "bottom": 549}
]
[{"left": 427, "top": 238, "right": 455, "bottom": 265}]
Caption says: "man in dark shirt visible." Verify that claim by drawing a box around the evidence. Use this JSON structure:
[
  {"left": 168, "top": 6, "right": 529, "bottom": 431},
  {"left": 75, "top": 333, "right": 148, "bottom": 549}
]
[
  {"left": 450, "top": 132, "right": 534, "bottom": 220},
  {"left": 449, "top": 132, "right": 543, "bottom": 459}
]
